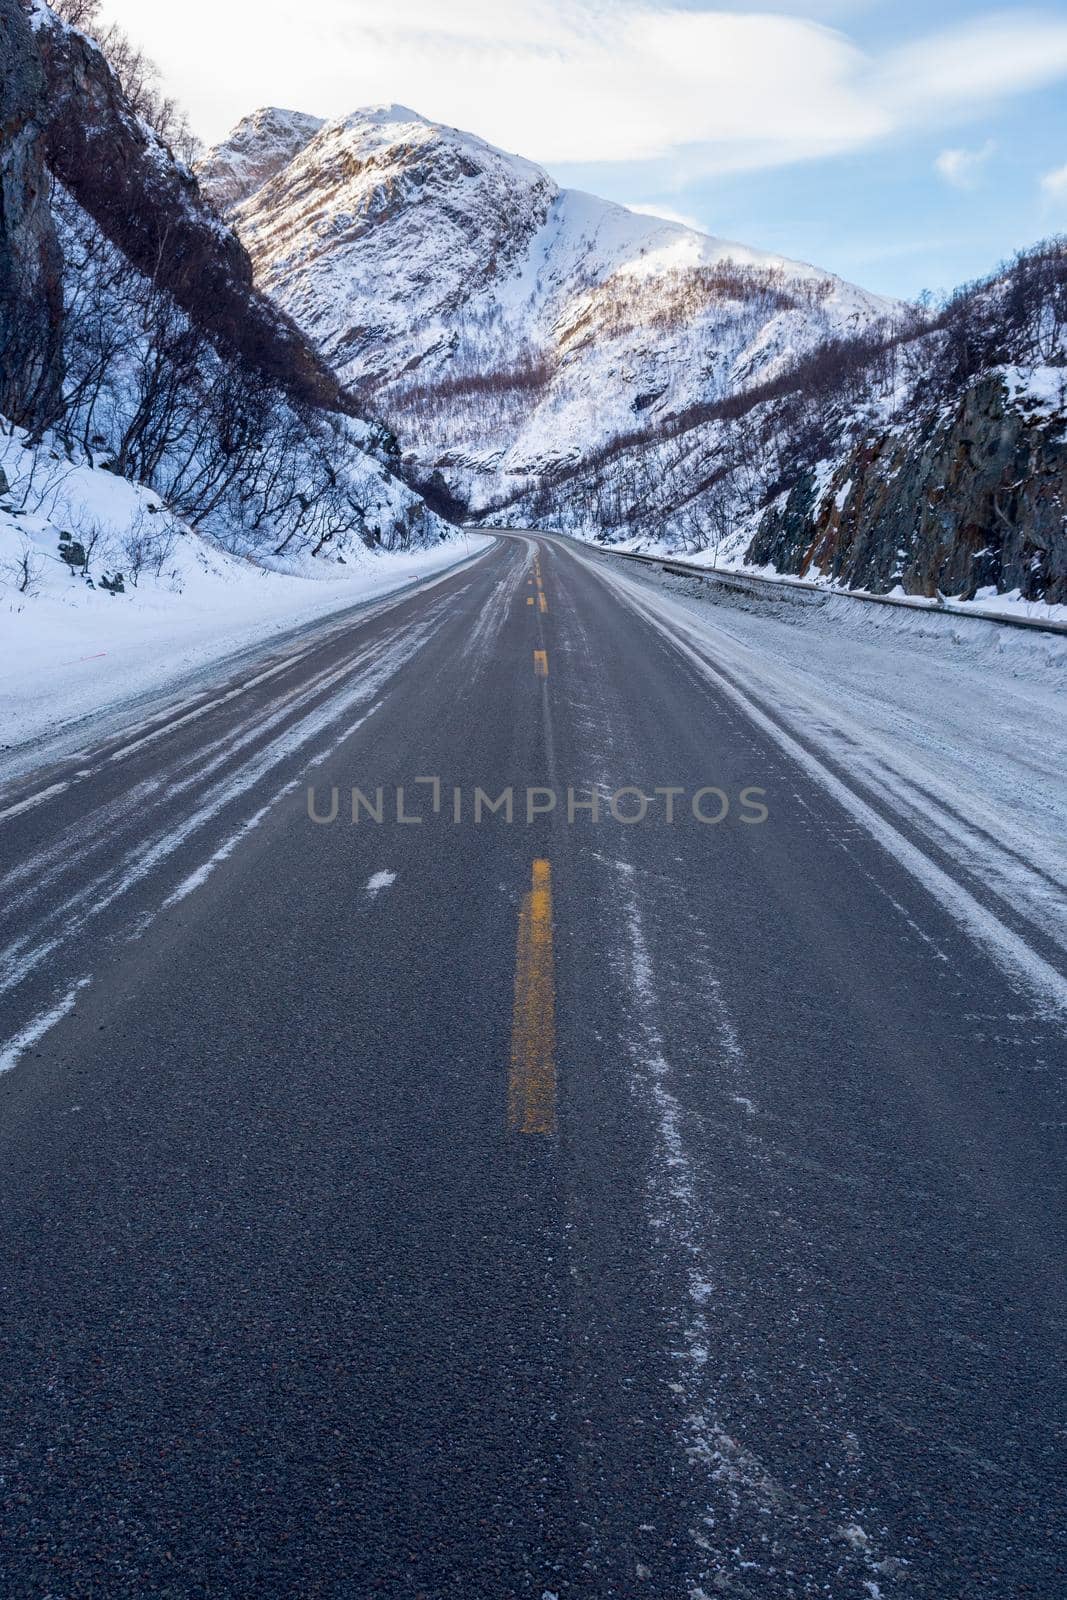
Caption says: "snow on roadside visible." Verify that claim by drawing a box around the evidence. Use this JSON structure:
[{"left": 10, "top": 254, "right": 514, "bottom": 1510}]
[
  {"left": 0, "top": 433, "right": 480, "bottom": 764},
  {"left": 601, "top": 530, "right": 1067, "bottom": 630}
]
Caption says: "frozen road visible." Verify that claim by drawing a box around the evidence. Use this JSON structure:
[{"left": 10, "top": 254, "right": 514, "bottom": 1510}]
[{"left": 0, "top": 532, "right": 1064, "bottom": 1597}]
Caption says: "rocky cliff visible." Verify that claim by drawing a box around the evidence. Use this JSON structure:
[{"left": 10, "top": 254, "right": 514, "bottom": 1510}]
[
  {"left": 30, "top": 4, "right": 353, "bottom": 416},
  {"left": 0, "top": 0, "right": 63, "bottom": 428},
  {"left": 1, "top": 3, "right": 447, "bottom": 560},
  {"left": 748, "top": 356, "right": 1066, "bottom": 605}
]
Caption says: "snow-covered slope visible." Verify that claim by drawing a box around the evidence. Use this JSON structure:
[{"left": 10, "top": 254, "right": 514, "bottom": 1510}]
[
  {"left": 0, "top": 422, "right": 475, "bottom": 764},
  {"left": 223, "top": 106, "right": 556, "bottom": 385},
  {"left": 214, "top": 105, "right": 899, "bottom": 509}
]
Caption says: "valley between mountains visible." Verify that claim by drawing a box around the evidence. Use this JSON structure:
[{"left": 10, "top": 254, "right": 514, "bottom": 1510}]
[{"left": 199, "top": 102, "right": 1066, "bottom": 609}]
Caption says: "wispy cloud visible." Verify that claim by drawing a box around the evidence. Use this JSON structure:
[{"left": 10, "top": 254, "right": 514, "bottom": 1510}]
[
  {"left": 935, "top": 140, "right": 996, "bottom": 190},
  {"left": 1040, "top": 161, "right": 1067, "bottom": 201},
  {"left": 108, "top": 0, "right": 1067, "bottom": 176}
]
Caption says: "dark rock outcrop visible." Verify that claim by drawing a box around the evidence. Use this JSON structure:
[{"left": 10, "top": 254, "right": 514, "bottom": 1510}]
[
  {"left": 0, "top": 0, "right": 63, "bottom": 427},
  {"left": 30, "top": 3, "right": 355, "bottom": 416},
  {"left": 748, "top": 373, "right": 1067, "bottom": 604}
]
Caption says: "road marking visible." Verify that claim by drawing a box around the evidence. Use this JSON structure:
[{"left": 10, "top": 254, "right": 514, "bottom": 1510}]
[
  {"left": 527, "top": 596, "right": 534, "bottom": 605},
  {"left": 538, "top": 591, "right": 548, "bottom": 613},
  {"left": 365, "top": 869, "right": 396, "bottom": 899},
  {"left": 508, "top": 859, "right": 556, "bottom": 1135},
  {"left": 534, "top": 650, "right": 548, "bottom": 677}
]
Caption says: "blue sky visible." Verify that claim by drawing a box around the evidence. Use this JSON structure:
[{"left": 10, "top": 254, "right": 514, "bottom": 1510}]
[
  {"left": 107, "top": 0, "right": 1067, "bottom": 301},
  {"left": 551, "top": 2, "right": 1067, "bottom": 297}
]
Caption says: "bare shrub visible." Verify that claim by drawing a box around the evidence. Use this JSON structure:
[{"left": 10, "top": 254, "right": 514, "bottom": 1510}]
[
  {"left": 121, "top": 507, "right": 179, "bottom": 586},
  {"left": 49, "top": 0, "right": 201, "bottom": 163},
  {"left": 3, "top": 542, "right": 45, "bottom": 598}
]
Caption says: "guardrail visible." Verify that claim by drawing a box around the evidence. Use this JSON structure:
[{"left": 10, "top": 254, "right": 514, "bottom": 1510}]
[{"left": 589, "top": 545, "right": 1067, "bottom": 638}]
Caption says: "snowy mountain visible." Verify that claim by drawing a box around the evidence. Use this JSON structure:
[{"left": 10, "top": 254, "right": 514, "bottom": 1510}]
[
  {"left": 201, "top": 101, "right": 1065, "bottom": 607},
  {"left": 202, "top": 105, "right": 899, "bottom": 513}
]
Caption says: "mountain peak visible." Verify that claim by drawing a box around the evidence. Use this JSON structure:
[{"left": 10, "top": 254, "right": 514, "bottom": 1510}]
[
  {"left": 340, "top": 103, "right": 430, "bottom": 128},
  {"left": 197, "top": 106, "right": 325, "bottom": 214}
]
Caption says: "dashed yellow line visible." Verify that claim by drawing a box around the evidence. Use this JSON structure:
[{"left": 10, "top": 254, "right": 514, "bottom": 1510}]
[
  {"left": 527, "top": 595, "right": 534, "bottom": 605},
  {"left": 533, "top": 649, "right": 548, "bottom": 677},
  {"left": 508, "top": 860, "right": 556, "bottom": 1135},
  {"left": 538, "top": 591, "right": 548, "bottom": 613}
]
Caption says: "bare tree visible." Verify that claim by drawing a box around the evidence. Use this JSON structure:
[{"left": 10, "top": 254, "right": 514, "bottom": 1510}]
[{"left": 49, "top": 1, "right": 201, "bottom": 162}]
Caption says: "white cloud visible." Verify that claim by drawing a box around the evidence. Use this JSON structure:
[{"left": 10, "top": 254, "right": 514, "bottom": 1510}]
[
  {"left": 876, "top": 12, "right": 1067, "bottom": 114},
  {"left": 935, "top": 140, "right": 996, "bottom": 190},
  {"left": 1040, "top": 161, "right": 1067, "bottom": 200},
  {"left": 101, "top": 0, "right": 1067, "bottom": 177},
  {"left": 625, "top": 202, "right": 708, "bottom": 233}
]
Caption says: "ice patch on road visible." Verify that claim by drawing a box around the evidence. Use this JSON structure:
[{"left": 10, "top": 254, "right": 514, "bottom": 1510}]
[
  {"left": 0, "top": 780, "right": 71, "bottom": 825},
  {"left": 463, "top": 538, "right": 533, "bottom": 661},
  {"left": 601, "top": 854, "right": 904, "bottom": 1598},
  {"left": 613, "top": 871, "right": 786, "bottom": 1589},
  {"left": 0, "top": 616, "right": 445, "bottom": 1058},
  {"left": 160, "top": 779, "right": 304, "bottom": 911},
  {"left": 0, "top": 977, "right": 90, "bottom": 1075}
]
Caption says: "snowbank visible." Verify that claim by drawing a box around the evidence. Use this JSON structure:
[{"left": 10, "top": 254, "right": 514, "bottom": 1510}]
[
  {"left": 605, "top": 538, "right": 1067, "bottom": 630},
  {"left": 0, "top": 433, "right": 478, "bottom": 765}
]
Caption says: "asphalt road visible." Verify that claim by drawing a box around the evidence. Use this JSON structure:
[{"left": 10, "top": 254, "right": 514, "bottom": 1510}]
[{"left": 0, "top": 532, "right": 1063, "bottom": 1598}]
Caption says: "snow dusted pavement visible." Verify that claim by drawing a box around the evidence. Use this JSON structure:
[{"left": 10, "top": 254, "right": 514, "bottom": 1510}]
[
  {"left": 0, "top": 532, "right": 1063, "bottom": 1597},
  {"left": 570, "top": 540, "right": 1067, "bottom": 1004},
  {"left": 0, "top": 520, "right": 485, "bottom": 779}
]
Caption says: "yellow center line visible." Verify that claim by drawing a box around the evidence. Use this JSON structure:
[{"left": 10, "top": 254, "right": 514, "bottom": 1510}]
[
  {"left": 538, "top": 591, "right": 548, "bottom": 613},
  {"left": 533, "top": 649, "right": 548, "bottom": 677},
  {"left": 508, "top": 859, "right": 556, "bottom": 1135}
]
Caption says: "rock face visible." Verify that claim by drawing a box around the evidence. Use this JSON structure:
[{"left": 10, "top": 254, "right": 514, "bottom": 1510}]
[
  {"left": 0, "top": 0, "right": 63, "bottom": 427},
  {"left": 748, "top": 373, "right": 1067, "bottom": 604},
  {"left": 196, "top": 107, "right": 324, "bottom": 215},
  {"left": 32, "top": 10, "right": 353, "bottom": 415}
]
